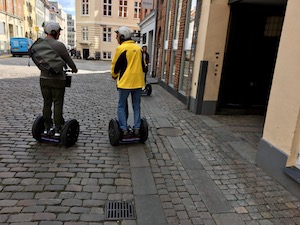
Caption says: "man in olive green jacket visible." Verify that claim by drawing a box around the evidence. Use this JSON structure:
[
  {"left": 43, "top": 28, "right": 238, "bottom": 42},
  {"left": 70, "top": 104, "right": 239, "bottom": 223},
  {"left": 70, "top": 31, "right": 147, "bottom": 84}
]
[{"left": 40, "top": 21, "right": 78, "bottom": 136}]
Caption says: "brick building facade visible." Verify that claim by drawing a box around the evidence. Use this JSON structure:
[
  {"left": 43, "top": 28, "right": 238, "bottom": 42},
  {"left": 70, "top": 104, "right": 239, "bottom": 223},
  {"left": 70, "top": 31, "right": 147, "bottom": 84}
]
[{"left": 152, "top": 0, "right": 300, "bottom": 199}]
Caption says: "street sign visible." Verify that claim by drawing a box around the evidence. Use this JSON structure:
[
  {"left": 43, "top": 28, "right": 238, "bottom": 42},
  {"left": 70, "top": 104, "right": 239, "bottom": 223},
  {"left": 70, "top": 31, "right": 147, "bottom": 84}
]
[{"left": 142, "top": 0, "right": 153, "bottom": 9}]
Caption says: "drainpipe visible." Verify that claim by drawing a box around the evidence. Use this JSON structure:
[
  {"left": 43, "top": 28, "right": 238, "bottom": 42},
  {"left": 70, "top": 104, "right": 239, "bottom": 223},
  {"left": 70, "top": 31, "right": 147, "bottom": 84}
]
[{"left": 186, "top": 0, "right": 203, "bottom": 110}]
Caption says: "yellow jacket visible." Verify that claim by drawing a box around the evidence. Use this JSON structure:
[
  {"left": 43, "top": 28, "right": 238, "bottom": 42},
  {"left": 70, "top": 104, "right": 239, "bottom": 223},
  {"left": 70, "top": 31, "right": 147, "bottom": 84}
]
[{"left": 111, "top": 40, "right": 145, "bottom": 89}]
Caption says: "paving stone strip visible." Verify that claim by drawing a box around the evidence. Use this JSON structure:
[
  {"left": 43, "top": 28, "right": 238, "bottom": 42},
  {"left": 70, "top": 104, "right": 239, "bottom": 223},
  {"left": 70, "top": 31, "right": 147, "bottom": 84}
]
[{"left": 129, "top": 146, "right": 167, "bottom": 225}]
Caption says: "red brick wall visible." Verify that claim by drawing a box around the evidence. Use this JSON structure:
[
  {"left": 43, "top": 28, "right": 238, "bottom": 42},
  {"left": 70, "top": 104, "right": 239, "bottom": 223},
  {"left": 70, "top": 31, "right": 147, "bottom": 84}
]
[{"left": 154, "top": 0, "right": 188, "bottom": 93}]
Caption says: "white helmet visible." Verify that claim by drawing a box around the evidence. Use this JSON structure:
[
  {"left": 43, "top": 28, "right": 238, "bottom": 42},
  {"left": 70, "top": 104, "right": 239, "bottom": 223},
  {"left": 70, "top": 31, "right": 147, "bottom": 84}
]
[
  {"left": 115, "top": 26, "right": 132, "bottom": 40},
  {"left": 43, "top": 21, "right": 62, "bottom": 34}
]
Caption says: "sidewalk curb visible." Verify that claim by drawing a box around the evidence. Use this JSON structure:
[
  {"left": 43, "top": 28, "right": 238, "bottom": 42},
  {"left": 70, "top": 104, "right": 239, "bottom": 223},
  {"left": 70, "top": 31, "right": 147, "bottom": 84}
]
[{"left": 0, "top": 54, "right": 11, "bottom": 59}]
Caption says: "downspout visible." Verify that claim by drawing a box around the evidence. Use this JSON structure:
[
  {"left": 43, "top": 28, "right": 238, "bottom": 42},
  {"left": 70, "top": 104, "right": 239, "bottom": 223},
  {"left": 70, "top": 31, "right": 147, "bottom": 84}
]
[{"left": 186, "top": 0, "right": 202, "bottom": 110}]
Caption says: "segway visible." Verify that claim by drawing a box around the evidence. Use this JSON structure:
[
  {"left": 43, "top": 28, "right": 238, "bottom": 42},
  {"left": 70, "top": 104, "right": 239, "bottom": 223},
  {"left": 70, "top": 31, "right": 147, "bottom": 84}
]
[
  {"left": 108, "top": 117, "right": 149, "bottom": 146},
  {"left": 32, "top": 115, "right": 80, "bottom": 147}
]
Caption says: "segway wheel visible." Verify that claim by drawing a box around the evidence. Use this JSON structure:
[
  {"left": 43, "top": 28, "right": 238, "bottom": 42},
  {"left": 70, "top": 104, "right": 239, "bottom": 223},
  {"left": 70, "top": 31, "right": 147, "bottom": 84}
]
[
  {"left": 60, "top": 119, "right": 80, "bottom": 147},
  {"left": 109, "top": 119, "right": 121, "bottom": 146},
  {"left": 32, "top": 115, "right": 45, "bottom": 142},
  {"left": 139, "top": 117, "right": 148, "bottom": 143},
  {"left": 145, "top": 84, "right": 152, "bottom": 96}
]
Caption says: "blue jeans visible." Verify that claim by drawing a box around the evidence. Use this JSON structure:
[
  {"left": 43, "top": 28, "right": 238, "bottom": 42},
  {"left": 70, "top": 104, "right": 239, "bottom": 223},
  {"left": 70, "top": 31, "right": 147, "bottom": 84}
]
[{"left": 118, "top": 88, "right": 142, "bottom": 131}]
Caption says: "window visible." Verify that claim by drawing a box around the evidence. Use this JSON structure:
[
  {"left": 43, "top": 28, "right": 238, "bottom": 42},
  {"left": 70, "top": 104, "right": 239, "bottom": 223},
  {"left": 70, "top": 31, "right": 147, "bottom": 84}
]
[
  {"left": 179, "top": 0, "right": 197, "bottom": 93},
  {"left": 174, "top": 0, "right": 182, "bottom": 40},
  {"left": 103, "top": 51, "right": 111, "bottom": 59},
  {"left": 82, "top": 0, "right": 89, "bottom": 15},
  {"left": 0, "top": 0, "right": 4, "bottom": 10},
  {"left": 82, "top": 26, "right": 88, "bottom": 41},
  {"left": 142, "top": 33, "right": 146, "bottom": 44},
  {"left": 133, "top": 30, "right": 140, "bottom": 44},
  {"left": 7, "top": 0, "right": 12, "bottom": 13},
  {"left": 103, "top": 27, "right": 112, "bottom": 42},
  {"left": 103, "top": 0, "right": 112, "bottom": 16},
  {"left": 119, "top": 0, "right": 127, "bottom": 17},
  {"left": 134, "top": 1, "right": 141, "bottom": 19}
]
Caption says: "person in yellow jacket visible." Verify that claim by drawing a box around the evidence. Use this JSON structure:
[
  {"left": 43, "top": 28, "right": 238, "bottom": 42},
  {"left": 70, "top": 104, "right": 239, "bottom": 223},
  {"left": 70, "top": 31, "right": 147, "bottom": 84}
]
[{"left": 111, "top": 26, "right": 146, "bottom": 137}]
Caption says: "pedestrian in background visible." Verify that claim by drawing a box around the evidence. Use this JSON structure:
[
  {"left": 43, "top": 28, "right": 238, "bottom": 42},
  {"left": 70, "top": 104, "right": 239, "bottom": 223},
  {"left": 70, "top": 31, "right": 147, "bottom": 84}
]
[
  {"left": 142, "top": 45, "right": 150, "bottom": 82},
  {"left": 111, "top": 26, "right": 146, "bottom": 137}
]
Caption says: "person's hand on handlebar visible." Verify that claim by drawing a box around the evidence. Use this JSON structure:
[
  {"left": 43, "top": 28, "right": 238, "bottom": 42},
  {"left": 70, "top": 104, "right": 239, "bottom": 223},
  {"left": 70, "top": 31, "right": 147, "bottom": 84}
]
[{"left": 72, "top": 68, "right": 78, "bottom": 73}]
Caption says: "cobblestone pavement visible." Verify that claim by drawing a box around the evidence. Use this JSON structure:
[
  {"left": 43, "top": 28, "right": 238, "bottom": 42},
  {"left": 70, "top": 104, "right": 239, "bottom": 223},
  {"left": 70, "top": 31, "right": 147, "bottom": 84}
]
[
  {"left": 0, "top": 70, "right": 300, "bottom": 225},
  {"left": 210, "top": 115, "right": 264, "bottom": 150}
]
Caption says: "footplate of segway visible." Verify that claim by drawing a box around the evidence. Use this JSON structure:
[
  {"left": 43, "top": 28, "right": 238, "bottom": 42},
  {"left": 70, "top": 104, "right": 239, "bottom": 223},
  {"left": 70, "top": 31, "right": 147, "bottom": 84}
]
[{"left": 40, "top": 134, "right": 60, "bottom": 143}]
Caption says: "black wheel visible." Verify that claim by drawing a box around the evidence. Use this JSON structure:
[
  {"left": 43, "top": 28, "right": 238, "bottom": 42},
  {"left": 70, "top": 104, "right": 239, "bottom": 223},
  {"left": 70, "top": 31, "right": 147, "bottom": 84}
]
[
  {"left": 140, "top": 117, "right": 148, "bottom": 143},
  {"left": 109, "top": 119, "right": 121, "bottom": 146},
  {"left": 32, "top": 115, "right": 45, "bottom": 142},
  {"left": 61, "top": 119, "right": 80, "bottom": 147},
  {"left": 145, "top": 84, "right": 152, "bottom": 96}
]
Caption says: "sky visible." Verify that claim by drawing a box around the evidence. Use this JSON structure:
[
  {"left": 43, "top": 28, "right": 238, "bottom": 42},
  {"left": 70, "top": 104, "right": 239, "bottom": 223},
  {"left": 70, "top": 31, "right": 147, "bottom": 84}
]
[{"left": 58, "top": 0, "right": 76, "bottom": 15}]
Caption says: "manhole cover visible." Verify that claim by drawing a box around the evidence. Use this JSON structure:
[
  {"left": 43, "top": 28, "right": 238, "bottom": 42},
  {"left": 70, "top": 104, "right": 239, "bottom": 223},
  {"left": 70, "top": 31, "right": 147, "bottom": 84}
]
[
  {"left": 105, "top": 201, "right": 136, "bottom": 220},
  {"left": 157, "top": 127, "right": 184, "bottom": 137}
]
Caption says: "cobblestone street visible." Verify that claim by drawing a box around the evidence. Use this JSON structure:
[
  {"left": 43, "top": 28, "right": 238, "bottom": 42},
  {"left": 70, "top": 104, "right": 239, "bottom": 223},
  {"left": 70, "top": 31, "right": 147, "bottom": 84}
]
[{"left": 0, "top": 68, "right": 300, "bottom": 225}]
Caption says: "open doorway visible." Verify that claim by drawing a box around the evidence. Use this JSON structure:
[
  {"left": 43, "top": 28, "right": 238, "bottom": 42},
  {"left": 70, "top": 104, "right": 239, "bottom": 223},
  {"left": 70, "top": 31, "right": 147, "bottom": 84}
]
[
  {"left": 83, "top": 49, "right": 89, "bottom": 59},
  {"left": 218, "top": 3, "right": 286, "bottom": 114}
]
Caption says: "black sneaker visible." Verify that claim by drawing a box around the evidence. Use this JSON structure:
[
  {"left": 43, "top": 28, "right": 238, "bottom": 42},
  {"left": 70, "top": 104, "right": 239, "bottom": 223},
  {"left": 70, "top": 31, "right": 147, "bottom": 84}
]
[
  {"left": 122, "top": 129, "right": 129, "bottom": 138},
  {"left": 133, "top": 129, "right": 140, "bottom": 137},
  {"left": 43, "top": 128, "right": 50, "bottom": 135},
  {"left": 47, "top": 128, "right": 55, "bottom": 136},
  {"left": 54, "top": 127, "right": 62, "bottom": 137}
]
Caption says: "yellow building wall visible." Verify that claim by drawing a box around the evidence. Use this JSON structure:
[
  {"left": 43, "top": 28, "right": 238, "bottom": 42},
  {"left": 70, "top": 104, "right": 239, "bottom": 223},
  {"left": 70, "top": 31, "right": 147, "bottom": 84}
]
[
  {"left": 76, "top": 0, "right": 140, "bottom": 60},
  {"left": 191, "top": 0, "right": 230, "bottom": 99},
  {"left": 24, "top": 0, "right": 37, "bottom": 40},
  {"left": 262, "top": 0, "right": 300, "bottom": 163}
]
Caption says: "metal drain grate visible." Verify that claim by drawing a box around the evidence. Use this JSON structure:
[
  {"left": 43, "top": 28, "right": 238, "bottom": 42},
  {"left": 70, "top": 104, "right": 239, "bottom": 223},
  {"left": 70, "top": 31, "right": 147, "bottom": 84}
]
[{"left": 105, "top": 201, "right": 136, "bottom": 220}]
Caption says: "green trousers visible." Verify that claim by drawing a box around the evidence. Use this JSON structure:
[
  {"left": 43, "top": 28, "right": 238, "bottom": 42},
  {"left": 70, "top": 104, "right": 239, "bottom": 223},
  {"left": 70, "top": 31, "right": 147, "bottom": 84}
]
[{"left": 40, "top": 78, "right": 66, "bottom": 128}]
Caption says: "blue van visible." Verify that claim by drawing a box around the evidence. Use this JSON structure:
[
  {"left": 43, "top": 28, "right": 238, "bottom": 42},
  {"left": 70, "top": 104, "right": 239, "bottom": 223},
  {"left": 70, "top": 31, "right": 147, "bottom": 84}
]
[{"left": 10, "top": 37, "right": 34, "bottom": 57}]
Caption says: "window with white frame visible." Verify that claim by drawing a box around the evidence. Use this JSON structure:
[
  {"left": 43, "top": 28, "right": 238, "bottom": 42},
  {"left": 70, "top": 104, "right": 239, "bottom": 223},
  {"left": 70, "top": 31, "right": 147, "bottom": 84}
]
[
  {"left": 134, "top": 1, "right": 141, "bottom": 19},
  {"left": 103, "top": 0, "right": 112, "bottom": 16},
  {"left": 82, "top": 26, "right": 88, "bottom": 41},
  {"left": 103, "top": 27, "right": 112, "bottom": 42},
  {"left": 103, "top": 51, "right": 111, "bottom": 59},
  {"left": 82, "top": 0, "right": 89, "bottom": 15},
  {"left": 18, "top": 1, "right": 22, "bottom": 16},
  {"left": 119, "top": 0, "right": 128, "bottom": 17},
  {"left": 6, "top": 0, "right": 12, "bottom": 13}
]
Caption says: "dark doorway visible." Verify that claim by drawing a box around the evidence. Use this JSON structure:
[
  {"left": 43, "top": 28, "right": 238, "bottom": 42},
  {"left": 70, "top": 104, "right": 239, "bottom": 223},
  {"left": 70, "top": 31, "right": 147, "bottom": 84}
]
[
  {"left": 218, "top": 3, "right": 286, "bottom": 114},
  {"left": 83, "top": 49, "right": 89, "bottom": 59}
]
